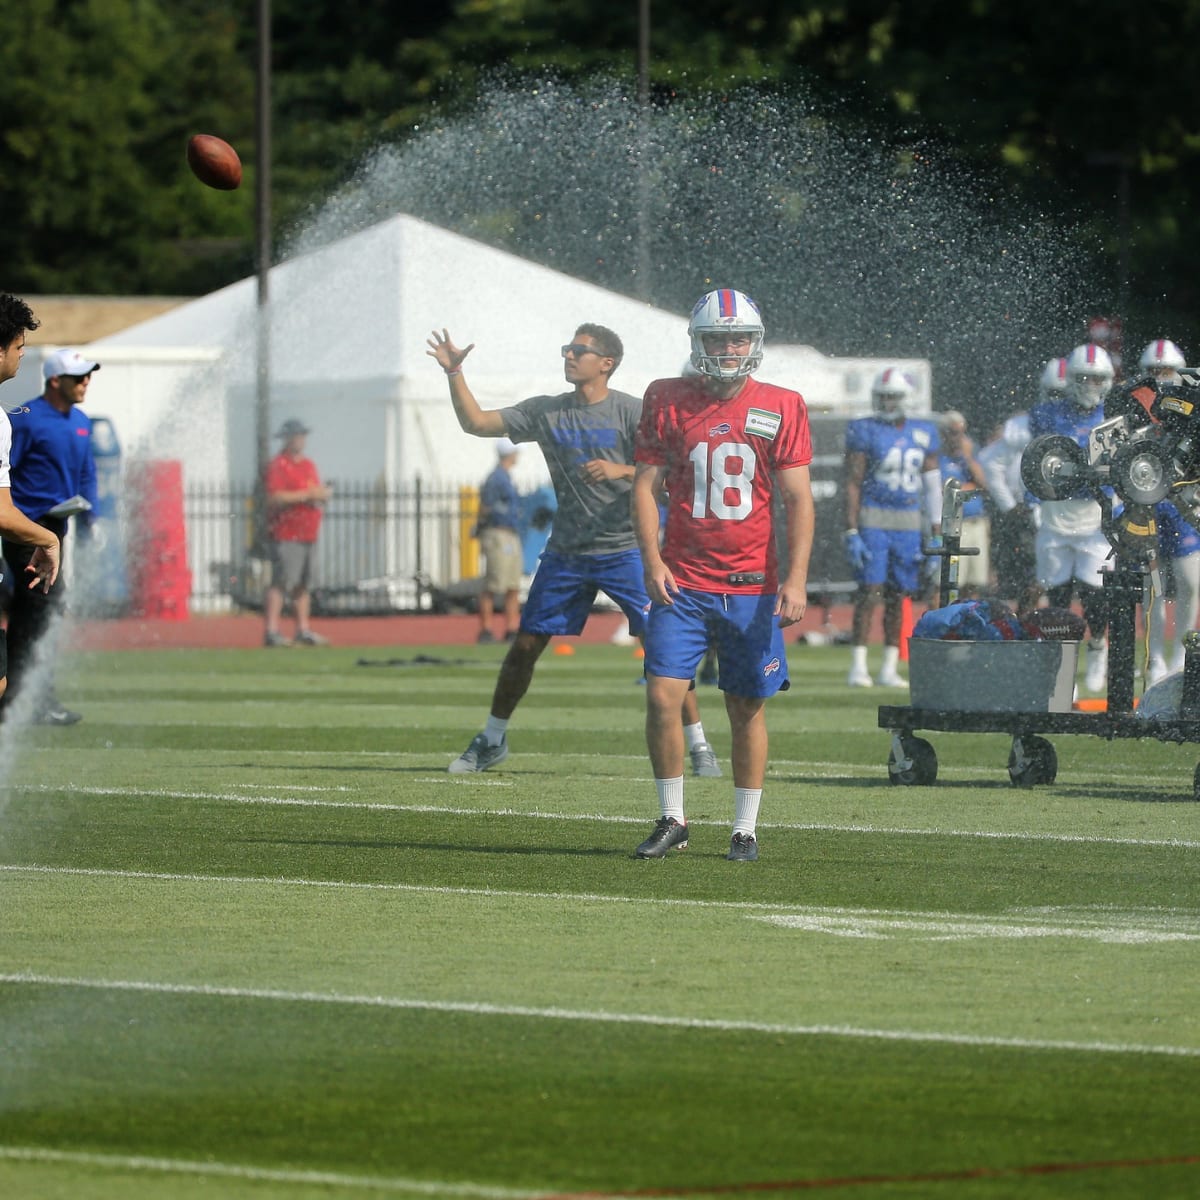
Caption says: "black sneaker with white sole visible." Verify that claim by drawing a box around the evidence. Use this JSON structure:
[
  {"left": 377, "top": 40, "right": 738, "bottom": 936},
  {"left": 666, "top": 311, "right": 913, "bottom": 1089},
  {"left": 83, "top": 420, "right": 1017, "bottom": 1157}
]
[
  {"left": 635, "top": 817, "right": 688, "bottom": 858},
  {"left": 36, "top": 706, "right": 83, "bottom": 726}
]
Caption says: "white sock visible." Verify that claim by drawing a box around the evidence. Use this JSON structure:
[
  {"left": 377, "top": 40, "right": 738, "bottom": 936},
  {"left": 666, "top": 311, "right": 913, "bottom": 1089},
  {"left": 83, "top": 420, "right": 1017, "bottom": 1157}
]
[
  {"left": 881, "top": 645, "right": 900, "bottom": 674},
  {"left": 683, "top": 722, "right": 707, "bottom": 751},
  {"left": 733, "top": 788, "right": 762, "bottom": 838},
  {"left": 655, "top": 776, "right": 686, "bottom": 824},
  {"left": 484, "top": 715, "right": 509, "bottom": 746},
  {"left": 852, "top": 645, "right": 868, "bottom": 672}
]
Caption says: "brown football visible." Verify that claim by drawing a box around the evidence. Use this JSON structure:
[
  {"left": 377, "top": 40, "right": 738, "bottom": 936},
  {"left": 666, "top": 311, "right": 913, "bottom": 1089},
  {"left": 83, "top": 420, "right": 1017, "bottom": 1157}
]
[
  {"left": 1021, "top": 606, "right": 1088, "bottom": 642},
  {"left": 187, "top": 134, "right": 242, "bottom": 190}
]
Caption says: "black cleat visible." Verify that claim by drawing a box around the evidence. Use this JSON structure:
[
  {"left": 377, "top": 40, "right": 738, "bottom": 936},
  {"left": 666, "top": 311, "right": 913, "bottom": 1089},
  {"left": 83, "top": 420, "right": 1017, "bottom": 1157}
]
[
  {"left": 726, "top": 832, "right": 758, "bottom": 862},
  {"left": 635, "top": 817, "right": 688, "bottom": 858}
]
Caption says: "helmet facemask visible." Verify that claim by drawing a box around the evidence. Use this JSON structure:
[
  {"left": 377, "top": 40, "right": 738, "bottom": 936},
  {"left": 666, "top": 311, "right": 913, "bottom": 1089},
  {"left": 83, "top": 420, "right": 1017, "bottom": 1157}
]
[{"left": 687, "top": 289, "right": 765, "bottom": 381}]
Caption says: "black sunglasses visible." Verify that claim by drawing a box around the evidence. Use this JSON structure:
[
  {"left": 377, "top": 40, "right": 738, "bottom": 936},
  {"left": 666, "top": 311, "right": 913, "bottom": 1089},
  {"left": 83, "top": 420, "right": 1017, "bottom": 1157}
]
[{"left": 561, "top": 343, "right": 607, "bottom": 359}]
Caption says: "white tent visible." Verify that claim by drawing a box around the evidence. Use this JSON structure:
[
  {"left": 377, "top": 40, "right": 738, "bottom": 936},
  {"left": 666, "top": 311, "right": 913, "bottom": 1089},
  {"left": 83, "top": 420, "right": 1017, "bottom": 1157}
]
[
  {"left": 36, "top": 213, "right": 930, "bottom": 490},
  {"left": 22, "top": 215, "right": 931, "bottom": 608}
]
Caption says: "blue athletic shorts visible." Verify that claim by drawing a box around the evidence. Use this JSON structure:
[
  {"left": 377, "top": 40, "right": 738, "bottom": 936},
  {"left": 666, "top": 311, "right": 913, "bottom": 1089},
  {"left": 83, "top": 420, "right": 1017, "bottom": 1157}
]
[
  {"left": 521, "top": 548, "right": 650, "bottom": 637},
  {"left": 643, "top": 588, "right": 789, "bottom": 698},
  {"left": 860, "top": 527, "right": 923, "bottom": 593}
]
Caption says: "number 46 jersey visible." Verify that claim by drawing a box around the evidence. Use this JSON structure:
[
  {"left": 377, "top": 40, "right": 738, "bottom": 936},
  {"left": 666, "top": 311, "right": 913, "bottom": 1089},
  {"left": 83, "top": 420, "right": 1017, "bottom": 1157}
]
[{"left": 635, "top": 375, "right": 813, "bottom": 593}]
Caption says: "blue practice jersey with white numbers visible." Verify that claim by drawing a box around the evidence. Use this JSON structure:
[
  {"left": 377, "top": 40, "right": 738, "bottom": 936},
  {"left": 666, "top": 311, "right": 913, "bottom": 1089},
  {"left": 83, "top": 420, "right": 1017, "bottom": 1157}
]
[{"left": 845, "top": 416, "right": 939, "bottom": 512}]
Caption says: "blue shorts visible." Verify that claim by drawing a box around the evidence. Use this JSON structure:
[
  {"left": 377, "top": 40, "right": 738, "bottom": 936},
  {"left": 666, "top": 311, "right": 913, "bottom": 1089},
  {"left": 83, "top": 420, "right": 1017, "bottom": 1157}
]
[
  {"left": 521, "top": 548, "right": 650, "bottom": 637},
  {"left": 859, "top": 527, "right": 923, "bottom": 593},
  {"left": 644, "top": 588, "right": 789, "bottom": 698}
]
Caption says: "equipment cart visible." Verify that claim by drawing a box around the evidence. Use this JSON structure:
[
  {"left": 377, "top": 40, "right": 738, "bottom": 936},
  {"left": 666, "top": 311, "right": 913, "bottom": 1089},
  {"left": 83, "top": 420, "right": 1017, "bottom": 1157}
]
[{"left": 878, "top": 446, "right": 1200, "bottom": 800}]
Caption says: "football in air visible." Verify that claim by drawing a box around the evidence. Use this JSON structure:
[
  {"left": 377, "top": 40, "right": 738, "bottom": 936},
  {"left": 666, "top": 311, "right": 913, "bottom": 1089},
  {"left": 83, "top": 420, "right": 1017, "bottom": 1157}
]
[
  {"left": 186, "top": 134, "right": 242, "bottom": 190},
  {"left": 1021, "top": 607, "right": 1088, "bottom": 642}
]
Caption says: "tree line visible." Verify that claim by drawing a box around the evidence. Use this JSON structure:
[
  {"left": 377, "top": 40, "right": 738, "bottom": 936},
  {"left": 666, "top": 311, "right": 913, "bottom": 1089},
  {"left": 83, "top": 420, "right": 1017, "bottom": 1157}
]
[{"left": 3, "top": 0, "right": 1198, "bottom": 365}]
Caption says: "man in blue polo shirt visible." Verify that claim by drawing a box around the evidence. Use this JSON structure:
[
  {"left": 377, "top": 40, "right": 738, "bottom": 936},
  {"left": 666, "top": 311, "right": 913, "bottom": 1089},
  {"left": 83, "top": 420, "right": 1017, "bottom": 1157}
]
[{"left": 2, "top": 347, "right": 100, "bottom": 724}]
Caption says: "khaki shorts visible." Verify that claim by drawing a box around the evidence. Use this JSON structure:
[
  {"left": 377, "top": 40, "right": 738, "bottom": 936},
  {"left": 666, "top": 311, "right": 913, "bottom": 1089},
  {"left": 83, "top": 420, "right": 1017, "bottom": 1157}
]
[
  {"left": 270, "top": 540, "right": 316, "bottom": 593},
  {"left": 480, "top": 527, "right": 522, "bottom": 593}
]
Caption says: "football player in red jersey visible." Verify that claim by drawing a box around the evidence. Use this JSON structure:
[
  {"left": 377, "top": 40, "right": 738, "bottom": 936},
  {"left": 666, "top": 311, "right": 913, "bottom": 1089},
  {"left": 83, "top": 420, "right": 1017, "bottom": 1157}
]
[{"left": 632, "top": 289, "right": 815, "bottom": 861}]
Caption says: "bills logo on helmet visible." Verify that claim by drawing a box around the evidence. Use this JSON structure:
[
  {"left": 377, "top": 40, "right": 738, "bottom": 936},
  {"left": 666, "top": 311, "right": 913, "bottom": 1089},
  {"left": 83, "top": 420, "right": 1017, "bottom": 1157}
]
[
  {"left": 709, "top": 422, "right": 732, "bottom": 437},
  {"left": 763, "top": 657, "right": 781, "bottom": 677}
]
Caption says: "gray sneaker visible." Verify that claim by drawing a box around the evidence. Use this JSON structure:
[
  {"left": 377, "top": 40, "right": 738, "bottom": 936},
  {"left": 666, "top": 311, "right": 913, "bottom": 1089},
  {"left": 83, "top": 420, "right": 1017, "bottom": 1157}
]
[
  {"left": 690, "top": 741, "right": 722, "bottom": 777},
  {"left": 264, "top": 631, "right": 291, "bottom": 647},
  {"left": 726, "top": 832, "right": 759, "bottom": 861},
  {"left": 635, "top": 817, "right": 689, "bottom": 858},
  {"left": 294, "top": 629, "right": 329, "bottom": 646},
  {"left": 448, "top": 732, "right": 508, "bottom": 774}
]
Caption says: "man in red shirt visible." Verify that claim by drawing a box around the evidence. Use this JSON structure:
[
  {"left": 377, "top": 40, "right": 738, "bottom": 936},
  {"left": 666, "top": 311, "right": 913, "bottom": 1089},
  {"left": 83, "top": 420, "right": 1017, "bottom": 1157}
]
[
  {"left": 264, "top": 419, "right": 332, "bottom": 646},
  {"left": 632, "top": 289, "right": 815, "bottom": 861}
]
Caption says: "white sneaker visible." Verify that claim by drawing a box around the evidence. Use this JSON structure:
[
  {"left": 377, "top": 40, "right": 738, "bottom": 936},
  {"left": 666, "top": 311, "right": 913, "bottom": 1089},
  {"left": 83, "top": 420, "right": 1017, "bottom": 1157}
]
[
  {"left": 847, "top": 664, "right": 874, "bottom": 688},
  {"left": 1085, "top": 639, "right": 1108, "bottom": 693},
  {"left": 875, "top": 669, "right": 908, "bottom": 689},
  {"left": 1147, "top": 657, "right": 1170, "bottom": 687}
]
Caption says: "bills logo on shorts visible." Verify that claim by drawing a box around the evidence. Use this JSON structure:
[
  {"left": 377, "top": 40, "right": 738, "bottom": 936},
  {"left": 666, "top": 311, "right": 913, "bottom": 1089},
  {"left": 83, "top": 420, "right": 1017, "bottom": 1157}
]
[
  {"left": 763, "top": 657, "right": 781, "bottom": 677},
  {"left": 709, "top": 422, "right": 732, "bottom": 437}
]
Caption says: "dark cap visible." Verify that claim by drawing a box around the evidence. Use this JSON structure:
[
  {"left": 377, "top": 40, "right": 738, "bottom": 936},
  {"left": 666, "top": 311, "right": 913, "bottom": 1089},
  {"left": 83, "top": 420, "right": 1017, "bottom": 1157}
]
[{"left": 276, "top": 418, "right": 310, "bottom": 438}]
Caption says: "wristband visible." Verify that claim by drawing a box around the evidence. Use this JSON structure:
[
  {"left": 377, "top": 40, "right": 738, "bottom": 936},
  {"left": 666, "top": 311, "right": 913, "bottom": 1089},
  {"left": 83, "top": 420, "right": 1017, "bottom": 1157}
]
[{"left": 445, "top": 367, "right": 462, "bottom": 377}]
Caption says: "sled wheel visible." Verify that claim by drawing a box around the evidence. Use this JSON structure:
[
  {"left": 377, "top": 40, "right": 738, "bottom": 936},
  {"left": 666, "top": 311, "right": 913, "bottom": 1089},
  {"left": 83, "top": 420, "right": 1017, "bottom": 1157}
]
[
  {"left": 888, "top": 735, "right": 938, "bottom": 786},
  {"left": 1008, "top": 735, "right": 1058, "bottom": 786}
]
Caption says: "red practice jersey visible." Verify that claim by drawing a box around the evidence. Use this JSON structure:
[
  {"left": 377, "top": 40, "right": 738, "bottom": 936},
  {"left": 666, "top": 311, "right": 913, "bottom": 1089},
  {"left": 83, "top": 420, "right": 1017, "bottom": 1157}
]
[{"left": 635, "top": 376, "right": 812, "bottom": 592}]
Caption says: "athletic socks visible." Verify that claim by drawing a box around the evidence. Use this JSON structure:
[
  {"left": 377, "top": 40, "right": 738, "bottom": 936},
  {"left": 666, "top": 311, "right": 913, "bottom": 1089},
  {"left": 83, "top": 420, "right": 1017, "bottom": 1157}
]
[
  {"left": 682, "top": 721, "right": 707, "bottom": 751},
  {"left": 733, "top": 787, "right": 762, "bottom": 838},
  {"left": 484, "top": 715, "right": 509, "bottom": 747},
  {"left": 655, "top": 775, "right": 686, "bottom": 824}
]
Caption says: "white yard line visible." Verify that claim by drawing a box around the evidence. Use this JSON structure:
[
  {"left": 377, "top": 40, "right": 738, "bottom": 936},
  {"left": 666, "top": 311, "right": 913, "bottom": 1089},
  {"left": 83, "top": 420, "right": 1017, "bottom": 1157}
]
[
  {"left": 6, "top": 861, "right": 1200, "bottom": 932},
  {"left": 1, "top": 971, "right": 1196, "bottom": 1059},
  {"left": 0, "top": 1144, "right": 540, "bottom": 1198},
  {"left": 12, "top": 782, "right": 1200, "bottom": 847}
]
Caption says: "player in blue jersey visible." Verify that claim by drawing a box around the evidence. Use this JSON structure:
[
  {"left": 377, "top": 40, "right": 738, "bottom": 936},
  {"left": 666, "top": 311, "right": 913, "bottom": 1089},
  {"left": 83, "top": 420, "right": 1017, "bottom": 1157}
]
[
  {"left": 1027, "top": 342, "right": 1114, "bottom": 692},
  {"left": 843, "top": 368, "right": 942, "bottom": 688},
  {"left": 1146, "top": 499, "right": 1200, "bottom": 685}
]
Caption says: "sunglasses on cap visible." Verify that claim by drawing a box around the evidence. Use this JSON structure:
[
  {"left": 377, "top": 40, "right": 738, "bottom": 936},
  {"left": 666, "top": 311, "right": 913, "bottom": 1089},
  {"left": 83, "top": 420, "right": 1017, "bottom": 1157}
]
[{"left": 561, "top": 343, "right": 608, "bottom": 359}]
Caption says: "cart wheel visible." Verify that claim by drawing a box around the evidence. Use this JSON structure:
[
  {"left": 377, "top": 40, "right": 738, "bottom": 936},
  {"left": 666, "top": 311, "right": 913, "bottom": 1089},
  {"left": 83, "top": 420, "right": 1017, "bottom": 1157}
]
[
  {"left": 1008, "top": 735, "right": 1057, "bottom": 786},
  {"left": 888, "top": 734, "right": 938, "bottom": 786},
  {"left": 1020, "top": 435, "right": 1092, "bottom": 501}
]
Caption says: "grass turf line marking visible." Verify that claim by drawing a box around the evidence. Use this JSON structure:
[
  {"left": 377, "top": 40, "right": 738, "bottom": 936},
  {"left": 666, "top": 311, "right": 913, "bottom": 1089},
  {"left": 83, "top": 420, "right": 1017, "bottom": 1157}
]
[
  {"left": 0, "top": 1145, "right": 539, "bottom": 1198},
  {"left": 752, "top": 912, "right": 1200, "bottom": 943},
  {"left": 2, "top": 971, "right": 1197, "bottom": 1058},
  {"left": 15, "top": 784, "right": 1200, "bottom": 849},
  {"left": 7, "top": 862, "right": 1200, "bottom": 935}
]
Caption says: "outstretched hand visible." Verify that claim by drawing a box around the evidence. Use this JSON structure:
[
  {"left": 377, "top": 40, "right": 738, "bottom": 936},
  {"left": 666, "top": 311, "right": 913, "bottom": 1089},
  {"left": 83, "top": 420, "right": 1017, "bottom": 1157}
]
[{"left": 426, "top": 328, "right": 474, "bottom": 374}]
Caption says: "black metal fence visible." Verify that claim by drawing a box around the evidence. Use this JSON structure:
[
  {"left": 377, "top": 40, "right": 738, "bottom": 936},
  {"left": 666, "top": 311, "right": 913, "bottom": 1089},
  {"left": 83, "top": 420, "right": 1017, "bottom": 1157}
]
[{"left": 184, "top": 479, "right": 478, "bottom": 614}]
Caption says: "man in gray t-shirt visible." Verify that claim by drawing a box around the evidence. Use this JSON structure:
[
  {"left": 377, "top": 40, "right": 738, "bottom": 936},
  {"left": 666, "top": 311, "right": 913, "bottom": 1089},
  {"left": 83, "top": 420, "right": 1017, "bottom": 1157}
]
[
  {"left": 500, "top": 388, "right": 642, "bottom": 556},
  {"left": 427, "top": 322, "right": 721, "bottom": 778}
]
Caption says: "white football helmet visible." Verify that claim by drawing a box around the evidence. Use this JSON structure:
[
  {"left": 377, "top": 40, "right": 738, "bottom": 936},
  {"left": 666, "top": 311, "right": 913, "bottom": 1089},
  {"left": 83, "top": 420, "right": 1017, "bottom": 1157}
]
[
  {"left": 1065, "top": 343, "right": 1114, "bottom": 410},
  {"left": 688, "top": 289, "right": 765, "bottom": 380},
  {"left": 871, "top": 367, "right": 916, "bottom": 422},
  {"left": 1138, "top": 338, "right": 1186, "bottom": 383},
  {"left": 1038, "top": 356, "right": 1069, "bottom": 403}
]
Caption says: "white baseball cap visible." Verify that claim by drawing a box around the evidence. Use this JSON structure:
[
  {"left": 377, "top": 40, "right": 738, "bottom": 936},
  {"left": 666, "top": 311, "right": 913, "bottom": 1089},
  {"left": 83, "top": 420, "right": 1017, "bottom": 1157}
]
[
  {"left": 496, "top": 437, "right": 519, "bottom": 457},
  {"left": 43, "top": 348, "right": 101, "bottom": 381}
]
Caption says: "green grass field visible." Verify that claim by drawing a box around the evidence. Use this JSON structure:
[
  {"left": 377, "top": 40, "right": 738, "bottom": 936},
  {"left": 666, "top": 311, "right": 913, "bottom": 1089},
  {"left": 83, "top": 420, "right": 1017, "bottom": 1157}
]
[{"left": 2, "top": 637, "right": 1199, "bottom": 1199}]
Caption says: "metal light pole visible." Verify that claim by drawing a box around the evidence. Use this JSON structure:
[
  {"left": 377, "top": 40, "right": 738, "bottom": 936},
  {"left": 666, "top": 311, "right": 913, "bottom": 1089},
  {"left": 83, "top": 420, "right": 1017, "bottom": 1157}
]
[
  {"left": 254, "top": 0, "right": 272, "bottom": 554},
  {"left": 635, "top": 0, "right": 652, "bottom": 298}
]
